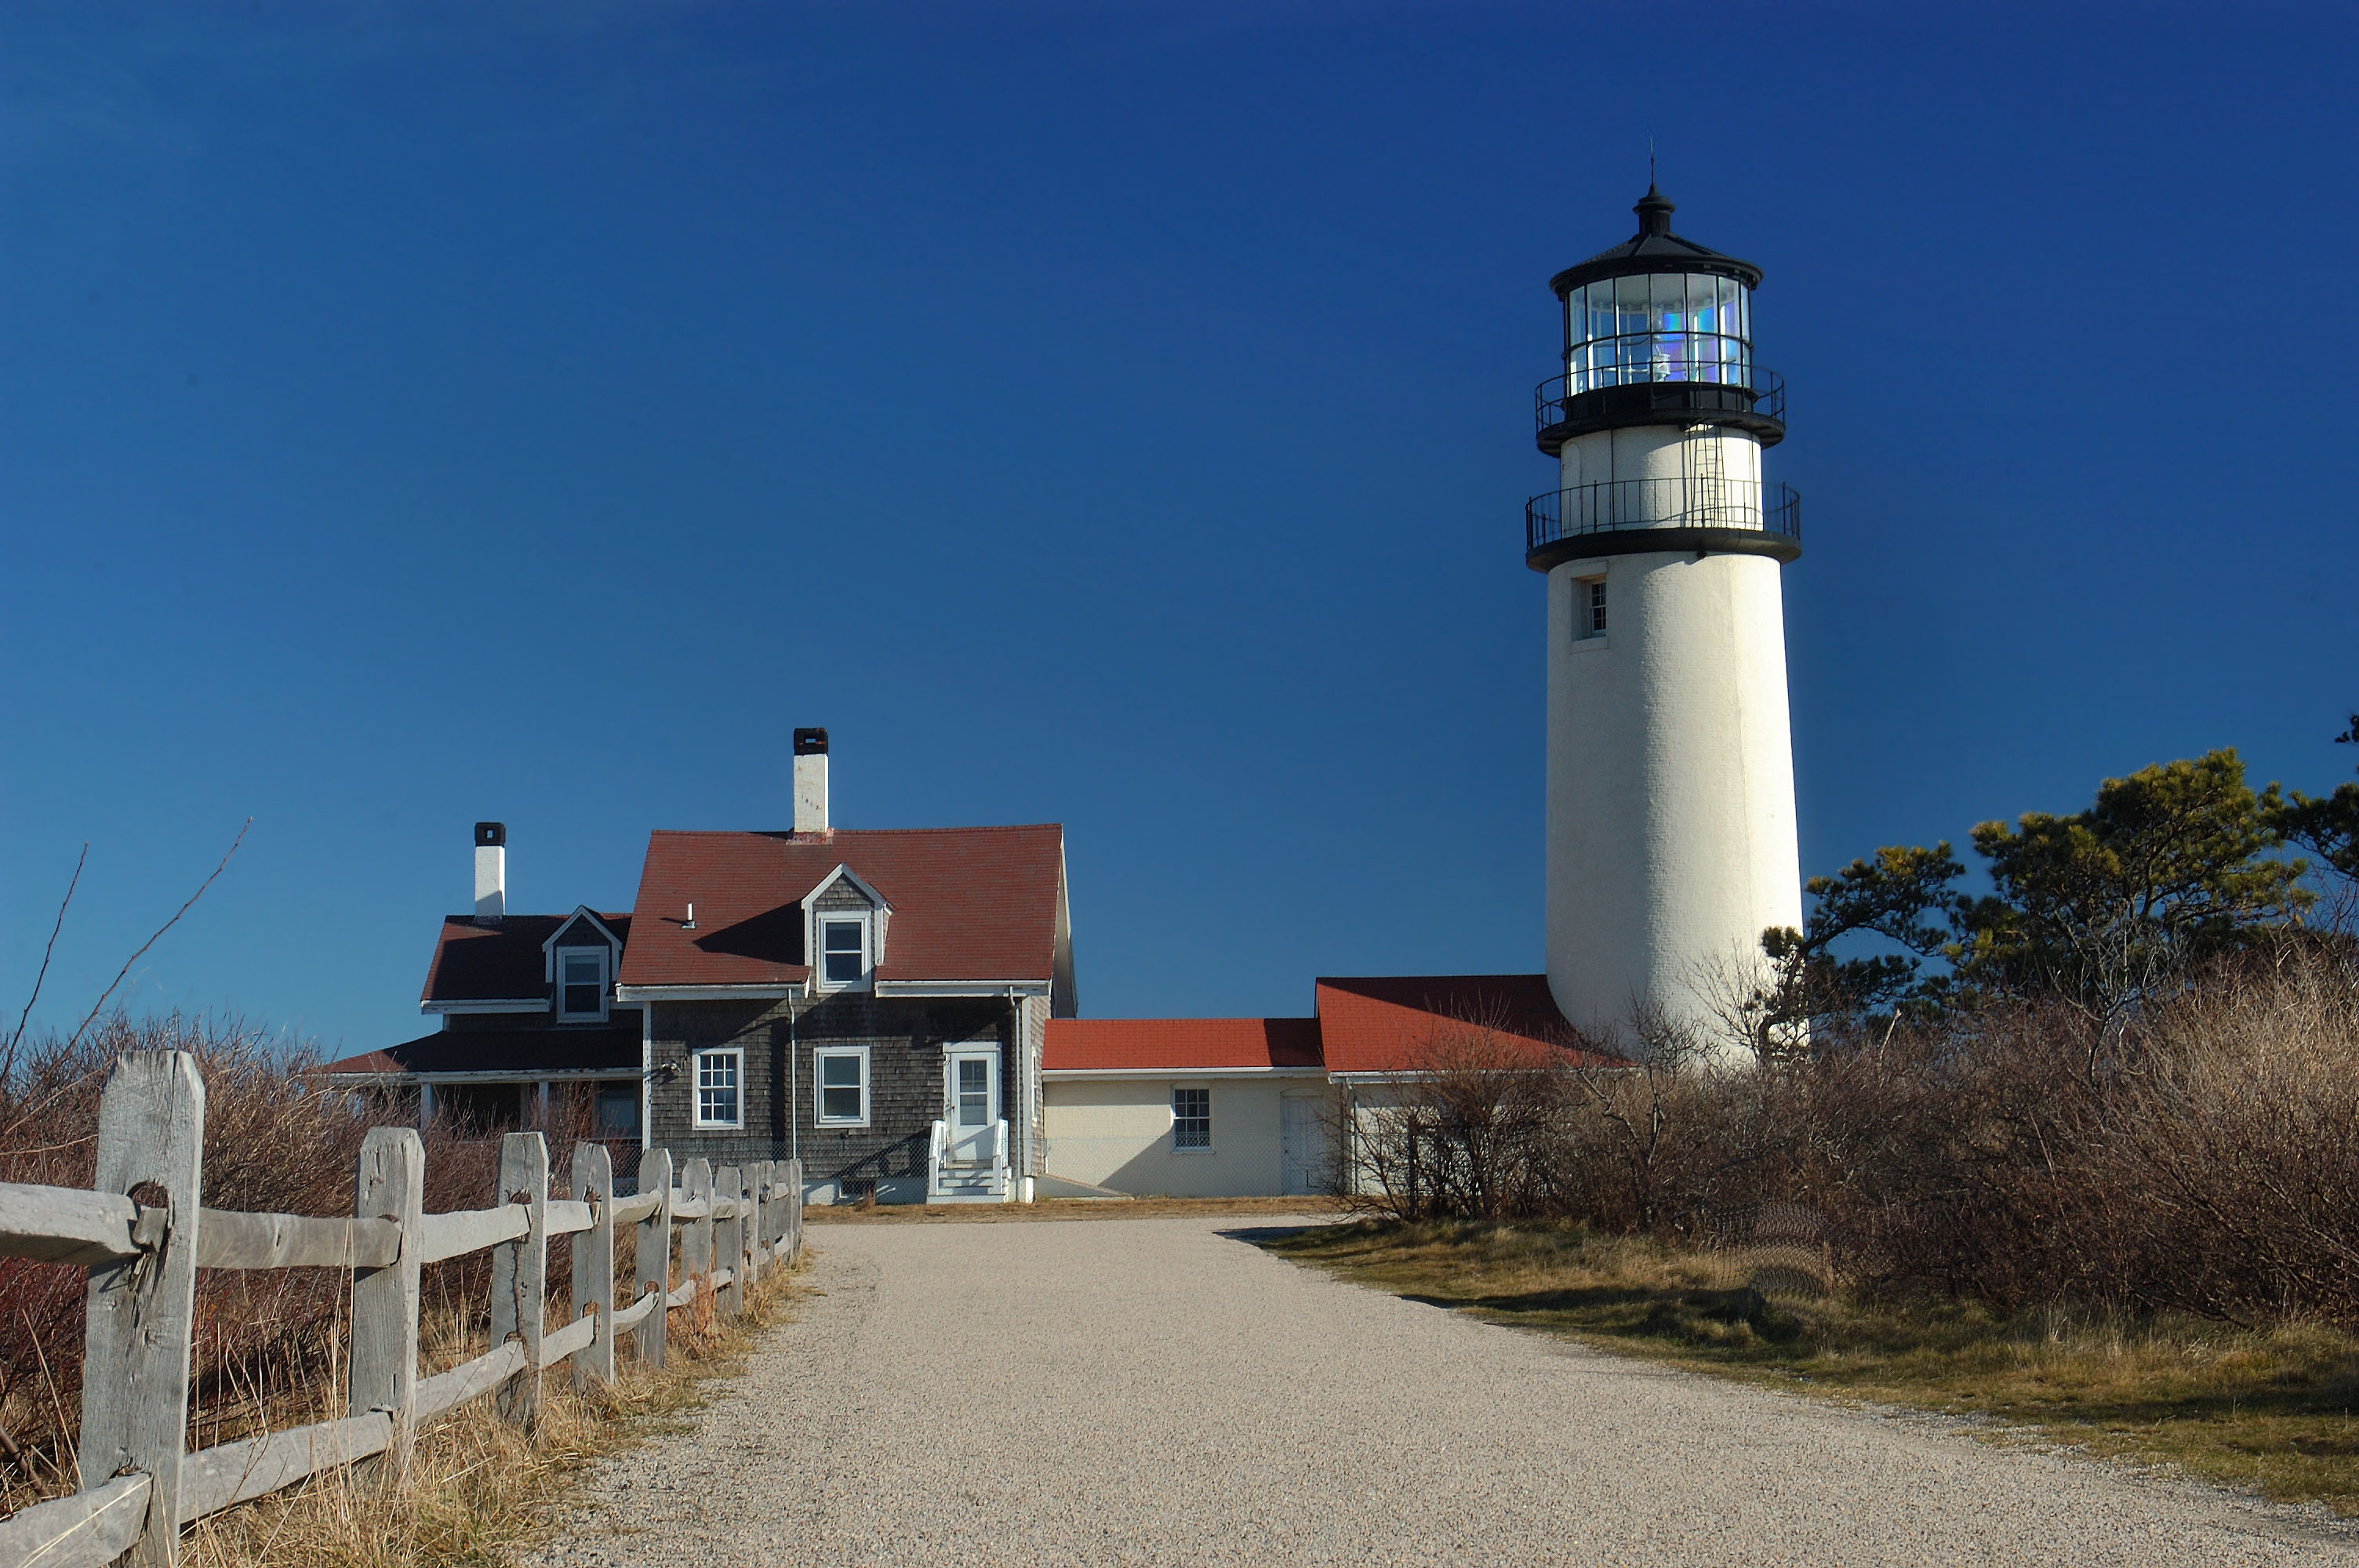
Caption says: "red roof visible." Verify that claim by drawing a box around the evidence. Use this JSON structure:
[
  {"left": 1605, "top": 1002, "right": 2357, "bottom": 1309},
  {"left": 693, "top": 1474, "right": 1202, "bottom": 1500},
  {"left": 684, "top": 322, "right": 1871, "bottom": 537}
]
[
  {"left": 1044, "top": 1017, "right": 1322, "bottom": 1073},
  {"left": 617, "top": 826, "right": 1064, "bottom": 989},
  {"left": 422, "top": 913, "right": 632, "bottom": 1006},
  {"left": 325, "top": 1025, "right": 642, "bottom": 1078},
  {"left": 1314, "top": 975, "right": 1573, "bottom": 1073},
  {"left": 1039, "top": 975, "right": 1578, "bottom": 1076}
]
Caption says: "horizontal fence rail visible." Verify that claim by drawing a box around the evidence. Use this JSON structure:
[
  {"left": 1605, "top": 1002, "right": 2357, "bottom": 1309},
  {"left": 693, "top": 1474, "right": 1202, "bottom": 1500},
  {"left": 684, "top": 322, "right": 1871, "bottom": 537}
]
[
  {"left": 1525, "top": 477, "right": 1801, "bottom": 556},
  {"left": 0, "top": 1051, "right": 804, "bottom": 1568}
]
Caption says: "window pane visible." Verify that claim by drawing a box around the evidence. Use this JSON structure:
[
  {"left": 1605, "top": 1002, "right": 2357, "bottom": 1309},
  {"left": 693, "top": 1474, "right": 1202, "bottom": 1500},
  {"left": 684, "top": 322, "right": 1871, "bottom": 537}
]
[
  {"left": 563, "top": 984, "right": 602, "bottom": 1014},
  {"left": 1615, "top": 274, "right": 1648, "bottom": 339},
  {"left": 821, "top": 1085, "right": 861, "bottom": 1120},
  {"left": 825, "top": 951, "right": 862, "bottom": 982},
  {"left": 564, "top": 954, "right": 601, "bottom": 982},
  {"left": 821, "top": 1055, "right": 860, "bottom": 1087},
  {"left": 824, "top": 920, "right": 861, "bottom": 950},
  {"left": 1172, "top": 1087, "right": 1211, "bottom": 1149}
]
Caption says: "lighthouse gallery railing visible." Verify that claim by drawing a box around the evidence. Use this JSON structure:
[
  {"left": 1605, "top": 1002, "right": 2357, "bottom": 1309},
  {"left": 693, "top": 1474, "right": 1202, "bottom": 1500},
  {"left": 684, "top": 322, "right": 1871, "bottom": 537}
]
[{"left": 1525, "top": 478, "right": 1801, "bottom": 554}]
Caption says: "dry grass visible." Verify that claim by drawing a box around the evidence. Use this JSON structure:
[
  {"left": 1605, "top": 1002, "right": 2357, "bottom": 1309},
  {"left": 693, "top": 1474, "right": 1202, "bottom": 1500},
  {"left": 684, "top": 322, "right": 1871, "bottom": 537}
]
[
  {"left": 1267, "top": 1219, "right": 2359, "bottom": 1514},
  {"left": 805, "top": 1195, "right": 1340, "bottom": 1225},
  {"left": 178, "top": 1266, "right": 805, "bottom": 1568}
]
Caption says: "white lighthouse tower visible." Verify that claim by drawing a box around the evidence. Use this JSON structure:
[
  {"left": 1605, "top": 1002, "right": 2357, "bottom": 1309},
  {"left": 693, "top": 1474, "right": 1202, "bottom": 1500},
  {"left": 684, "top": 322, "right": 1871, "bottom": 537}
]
[{"left": 1532, "top": 186, "right": 1803, "bottom": 1047}]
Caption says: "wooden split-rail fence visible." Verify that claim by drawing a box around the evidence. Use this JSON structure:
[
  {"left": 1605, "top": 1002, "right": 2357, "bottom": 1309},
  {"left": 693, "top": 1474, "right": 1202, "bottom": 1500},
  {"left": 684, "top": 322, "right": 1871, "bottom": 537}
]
[{"left": 0, "top": 1051, "right": 804, "bottom": 1568}]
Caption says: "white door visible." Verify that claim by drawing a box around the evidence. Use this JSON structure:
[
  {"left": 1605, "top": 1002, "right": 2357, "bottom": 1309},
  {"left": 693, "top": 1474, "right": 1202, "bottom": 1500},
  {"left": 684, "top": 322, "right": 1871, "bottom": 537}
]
[
  {"left": 943, "top": 1047, "right": 1000, "bottom": 1163},
  {"left": 1281, "top": 1095, "right": 1328, "bottom": 1196}
]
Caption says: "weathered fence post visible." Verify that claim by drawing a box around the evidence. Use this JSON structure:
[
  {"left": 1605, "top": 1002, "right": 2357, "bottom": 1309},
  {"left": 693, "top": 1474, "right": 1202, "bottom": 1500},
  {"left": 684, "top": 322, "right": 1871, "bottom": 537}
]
[
  {"left": 572, "top": 1141, "right": 615, "bottom": 1388},
  {"left": 489, "top": 1131, "right": 548, "bottom": 1427},
  {"left": 682, "top": 1157, "right": 714, "bottom": 1316},
  {"left": 79, "top": 1051, "right": 203, "bottom": 1567},
  {"left": 784, "top": 1158, "right": 803, "bottom": 1262},
  {"left": 351, "top": 1127, "right": 424, "bottom": 1483},
  {"left": 714, "top": 1165, "right": 742, "bottom": 1318},
  {"left": 746, "top": 1160, "right": 769, "bottom": 1287},
  {"left": 634, "top": 1147, "right": 673, "bottom": 1368}
]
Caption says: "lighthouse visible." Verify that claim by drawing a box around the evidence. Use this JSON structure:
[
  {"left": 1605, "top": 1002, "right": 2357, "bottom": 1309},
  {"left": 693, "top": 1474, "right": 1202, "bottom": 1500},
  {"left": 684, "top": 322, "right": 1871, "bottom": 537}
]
[{"left": 1530, "top": 187, "right": 1803, "bottom": 1048}]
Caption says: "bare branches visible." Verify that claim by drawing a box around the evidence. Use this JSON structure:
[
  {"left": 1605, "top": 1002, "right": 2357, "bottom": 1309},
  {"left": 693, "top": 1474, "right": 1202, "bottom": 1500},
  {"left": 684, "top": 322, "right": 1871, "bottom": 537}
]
[
  {"left": 5, "top": 844, "right": 86, "bottom": 1069},
  {"left": 65, "top": 819, "right": 250, "bottom": 1052}
]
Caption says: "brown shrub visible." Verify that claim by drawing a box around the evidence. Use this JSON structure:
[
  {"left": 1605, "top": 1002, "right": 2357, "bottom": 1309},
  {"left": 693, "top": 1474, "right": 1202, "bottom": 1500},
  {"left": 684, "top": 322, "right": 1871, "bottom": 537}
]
[
  {"left": 0, "top": 1013, "right": 614, "bottom": 1502},
  {"left": 1367, "top": 949, "right": 2359, "bottom": 1328}
]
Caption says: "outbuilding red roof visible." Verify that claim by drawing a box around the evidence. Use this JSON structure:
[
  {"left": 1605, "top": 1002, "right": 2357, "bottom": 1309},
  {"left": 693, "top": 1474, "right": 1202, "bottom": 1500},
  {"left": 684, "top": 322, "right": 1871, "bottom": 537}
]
[
  {"left": 421, "top": 914, "right": 632, "bottom": 1006},
  {"left": 1039, "top": 975, "right": 1579, "bottom": 1076},
  {"left": 1313, "top": 975, "right": 1574, "bottom": 1074},
  {"left": 1044, "top": 1017, "right": 1322, "bottom": 1073},
  {"left": 618, "top": 826, "right": 1064, "bottom": 989}
]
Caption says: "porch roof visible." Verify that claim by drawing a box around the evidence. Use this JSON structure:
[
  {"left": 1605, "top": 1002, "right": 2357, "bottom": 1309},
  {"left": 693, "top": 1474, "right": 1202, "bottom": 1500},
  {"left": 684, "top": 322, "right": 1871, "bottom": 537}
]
[{"left": 323, "top": 1025, "right": 642, "bottom": 1079}]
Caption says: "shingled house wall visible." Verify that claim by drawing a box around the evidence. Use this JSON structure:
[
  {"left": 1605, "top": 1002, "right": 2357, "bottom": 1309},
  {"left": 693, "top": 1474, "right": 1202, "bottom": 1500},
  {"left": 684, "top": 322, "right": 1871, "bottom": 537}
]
[{"left": 647, "top": 995, "right": 1015, "bottom": 1201}]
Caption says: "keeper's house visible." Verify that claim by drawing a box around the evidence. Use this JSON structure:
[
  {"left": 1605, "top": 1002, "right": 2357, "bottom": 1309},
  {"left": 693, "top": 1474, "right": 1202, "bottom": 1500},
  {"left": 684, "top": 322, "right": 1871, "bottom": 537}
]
[{"left": 326, "top": 731, "right": 1077, "bottom": 1204}]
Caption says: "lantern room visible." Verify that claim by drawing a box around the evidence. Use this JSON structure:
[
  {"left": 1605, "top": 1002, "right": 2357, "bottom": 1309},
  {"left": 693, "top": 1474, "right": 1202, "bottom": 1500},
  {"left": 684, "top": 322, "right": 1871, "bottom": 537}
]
[{"left": 1536, "top": 186, "right": 1784, "bottom": 456}]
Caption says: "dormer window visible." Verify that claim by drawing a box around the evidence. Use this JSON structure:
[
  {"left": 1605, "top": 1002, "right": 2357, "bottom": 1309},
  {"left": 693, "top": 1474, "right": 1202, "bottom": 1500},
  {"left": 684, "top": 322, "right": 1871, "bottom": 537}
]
[
  {"left": 819, "top": 915, "right": 871, "bottom": 992},
  {"left": 557, "top": 948, "right": 610, "bottom": 1021}
]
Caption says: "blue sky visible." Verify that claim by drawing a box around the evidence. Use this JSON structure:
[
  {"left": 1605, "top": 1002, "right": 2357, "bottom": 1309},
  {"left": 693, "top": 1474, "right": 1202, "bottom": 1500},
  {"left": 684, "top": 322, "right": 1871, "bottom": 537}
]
[{"left": 5, "top": 2, "right": 2355, "bottom": 1054}]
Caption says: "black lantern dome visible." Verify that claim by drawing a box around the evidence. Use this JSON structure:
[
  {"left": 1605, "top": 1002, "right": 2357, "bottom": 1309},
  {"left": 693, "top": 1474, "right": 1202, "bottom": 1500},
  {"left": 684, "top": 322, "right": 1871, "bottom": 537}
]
[{"left": 1535, "top": 187, "right": 1783, "bottom": 455}]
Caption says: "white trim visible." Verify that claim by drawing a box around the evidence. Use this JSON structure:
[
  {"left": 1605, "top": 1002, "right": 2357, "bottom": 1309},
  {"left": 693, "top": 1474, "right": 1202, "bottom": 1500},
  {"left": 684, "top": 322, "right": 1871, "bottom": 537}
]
[
  {"left": 640, "top": 1005, "right": 655, "bottom": 1151},
  {"left": 1170, "top": 1084, "right": 1213, "bottom": 1154},
  {"left": 554, "top": 946, "right": 612, "bottom": 1022},
  {"left": 540, "top": 906, "right": 623, "bottom": 982},
  {"left": 692, "top": 1047, "right": 745, "bottom": 1130},
  {"left": 420, "top": 999, "right": 548, "bottom": 1015},
  {"left": 325, "top": 1068, "right": 640, "bottom": 1084},
  {"left": 1041, "top": 1065, "right": 1326, "bottom": 1081},
  {"left": 813, "top": 910, "right": 874, "bottom": 994},
  {"left": 615, "top": 983, "right": 802, "bottom": 1001},
  {"left": 813, "top": 1044, "right": 872, "bottom": 1128},
  {"left": 804, "top": 862, "right": 892, "bottom": 910},
  {"left": 803, "top": 864, "right": 893, "bottom": 978},
  {"left": 874, "top": 979, "right": 1051, "bottom": 998}
]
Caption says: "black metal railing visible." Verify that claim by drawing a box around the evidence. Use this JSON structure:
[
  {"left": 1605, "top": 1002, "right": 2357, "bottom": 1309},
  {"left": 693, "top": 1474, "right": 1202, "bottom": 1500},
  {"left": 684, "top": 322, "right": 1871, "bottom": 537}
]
[
  {"left": 1525, "top": 478, "right": 1801, "bottom": 554},
  {"left": 1536, "top": 358, "right": 1784, "bottom": 438}
]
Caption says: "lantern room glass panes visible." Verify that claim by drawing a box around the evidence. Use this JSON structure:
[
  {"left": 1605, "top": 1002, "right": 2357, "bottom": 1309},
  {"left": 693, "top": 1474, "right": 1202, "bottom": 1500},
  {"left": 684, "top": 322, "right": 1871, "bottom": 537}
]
[{"left": 1565, "top": 271, "right": 1752, "bottom": 395}]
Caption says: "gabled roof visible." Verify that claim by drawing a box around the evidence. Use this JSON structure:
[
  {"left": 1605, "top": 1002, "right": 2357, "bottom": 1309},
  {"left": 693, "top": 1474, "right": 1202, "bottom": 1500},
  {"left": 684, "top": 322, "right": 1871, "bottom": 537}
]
[
  {"left": 324, "top": 1025, "right": 642, "bottom": 1078},
  {"left": 422, "top": 913, "right": 634, "bottom": 1006},
  {"left": 619, "top": 826, "right": 1064, "bottom": 989},
  {"left": 1314, "top": 975, "right": 1574, "bottom": 1074},
  {"left": 1044, "top": 1018, "right": 1322, "bottom": 1073}
]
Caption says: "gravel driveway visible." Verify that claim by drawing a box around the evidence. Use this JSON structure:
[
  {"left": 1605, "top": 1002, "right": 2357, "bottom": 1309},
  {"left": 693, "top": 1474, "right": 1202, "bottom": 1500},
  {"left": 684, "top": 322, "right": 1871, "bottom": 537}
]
[{"left": 527, "top": 1214, "right": 2358, "bottom": 1567}]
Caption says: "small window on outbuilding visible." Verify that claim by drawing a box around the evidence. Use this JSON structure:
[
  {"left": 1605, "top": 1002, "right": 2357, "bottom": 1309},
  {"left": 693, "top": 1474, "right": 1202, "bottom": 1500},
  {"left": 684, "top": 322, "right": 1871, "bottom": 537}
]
[
  {"left": 557, "top": 948, "right": 609, "bottom": 1021},
  {"left": 1172, "top": 1087, "right": 1212, "bottom": 1151}
]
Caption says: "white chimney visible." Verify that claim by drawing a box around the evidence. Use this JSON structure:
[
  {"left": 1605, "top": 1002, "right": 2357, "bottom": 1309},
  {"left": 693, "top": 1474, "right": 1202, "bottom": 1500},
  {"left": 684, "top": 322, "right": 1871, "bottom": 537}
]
[
  {"left": 793, "top": 728, "right": 830, "bottom": 836},
  {"left": 474, "top": 822, "right": 507, "bottom": 923}
]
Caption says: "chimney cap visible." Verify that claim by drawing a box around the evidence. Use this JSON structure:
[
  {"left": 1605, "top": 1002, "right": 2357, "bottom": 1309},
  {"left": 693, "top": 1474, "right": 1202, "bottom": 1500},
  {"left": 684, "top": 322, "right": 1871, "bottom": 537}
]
[
  {"left": 793, "top": 728, "right": 829, "bottom": 757},
  {"left": 475, "top": 822, "right": 507, "bottom": 847}
]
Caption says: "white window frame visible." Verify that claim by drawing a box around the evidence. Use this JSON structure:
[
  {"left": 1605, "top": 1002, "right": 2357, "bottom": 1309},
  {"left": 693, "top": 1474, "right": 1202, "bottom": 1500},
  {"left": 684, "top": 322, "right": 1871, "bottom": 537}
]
[
  {"left": 814, "top": 912, "right": 874, "bottom": 994},
  {"left": 1574, "top": 575, "right": 1608, "bottom": 641},
  {"left": 1172, "top": 1084, "right": 1213, "bottom": 1154},
  {"left": 814, "top": 1044, "right": 872, "bottom": 1129},
  {"left": 692, "top": 1047, "right": 743, "bottom": 1130},
  {"left": 555, "top": 946, "right": 611, "bottom": 1022}
]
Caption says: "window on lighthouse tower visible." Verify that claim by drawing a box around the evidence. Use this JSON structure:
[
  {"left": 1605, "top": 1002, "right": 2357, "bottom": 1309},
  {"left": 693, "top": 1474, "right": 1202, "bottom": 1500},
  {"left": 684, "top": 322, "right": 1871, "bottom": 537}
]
[{"left": 1575, "top": 577, "right": 1608, "bottom": 639}]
